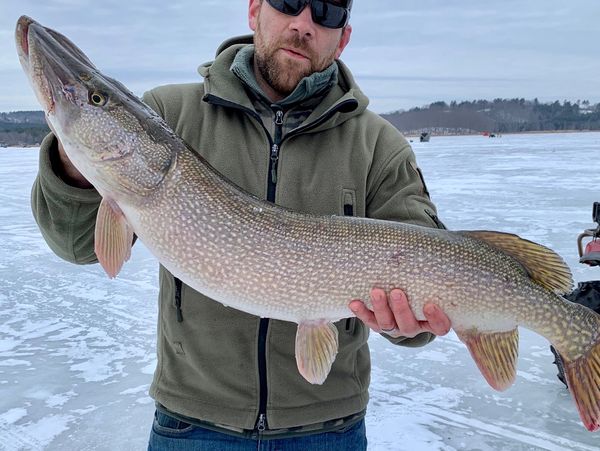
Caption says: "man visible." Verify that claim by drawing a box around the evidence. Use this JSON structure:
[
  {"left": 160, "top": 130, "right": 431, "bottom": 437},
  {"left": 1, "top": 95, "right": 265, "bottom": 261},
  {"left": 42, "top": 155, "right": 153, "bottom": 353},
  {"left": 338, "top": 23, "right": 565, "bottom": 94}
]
[{"left": 32, "top": 0, "right": 451, "bottom": 449}]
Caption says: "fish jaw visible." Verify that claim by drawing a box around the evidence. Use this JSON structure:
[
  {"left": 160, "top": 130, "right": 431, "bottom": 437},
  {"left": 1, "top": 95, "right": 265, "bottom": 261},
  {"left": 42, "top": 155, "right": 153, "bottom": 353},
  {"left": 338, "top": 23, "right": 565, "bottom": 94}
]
[
  {"left": 16, "top": 16, "right": 55, "bottom": 115},
  {"left": 15, "top": 16, "right": 31, "bottom": 74},
  {"left": 16, "top": 17, "right": 98, "bottom": 191},
  {"left": 15, "top": 16, "right": 94, "bottom": 137},
  {"left": 16, "top": 16, "right": 176, "bottom": 201}
]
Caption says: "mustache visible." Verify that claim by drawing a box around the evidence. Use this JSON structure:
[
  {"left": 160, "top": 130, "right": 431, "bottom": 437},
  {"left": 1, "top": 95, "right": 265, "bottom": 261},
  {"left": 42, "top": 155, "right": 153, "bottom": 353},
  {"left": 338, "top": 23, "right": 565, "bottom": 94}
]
[{"left": 279, "top": 34, "right": 314, "bottom": 58}]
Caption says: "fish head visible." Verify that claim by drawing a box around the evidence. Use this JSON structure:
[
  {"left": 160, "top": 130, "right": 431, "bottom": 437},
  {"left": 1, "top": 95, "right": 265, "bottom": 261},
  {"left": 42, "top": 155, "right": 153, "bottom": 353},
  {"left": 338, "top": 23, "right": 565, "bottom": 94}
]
[{"left": 15, "top": 16, "right": 175, "bottom": 200}]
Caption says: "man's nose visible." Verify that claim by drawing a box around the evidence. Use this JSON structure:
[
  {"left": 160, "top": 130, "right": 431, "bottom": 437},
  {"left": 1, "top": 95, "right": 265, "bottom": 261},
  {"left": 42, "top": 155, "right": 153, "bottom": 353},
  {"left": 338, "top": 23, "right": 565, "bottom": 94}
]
[{"left": 288, "top": 4, "right": 316, "bottom": 38}]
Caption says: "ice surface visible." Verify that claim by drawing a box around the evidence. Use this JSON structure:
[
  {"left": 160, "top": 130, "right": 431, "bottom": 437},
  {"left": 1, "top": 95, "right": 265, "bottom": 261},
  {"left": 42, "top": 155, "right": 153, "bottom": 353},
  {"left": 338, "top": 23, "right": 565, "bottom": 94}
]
[{"left": 1, "top": 132, "right": 599, "bottom": 450}]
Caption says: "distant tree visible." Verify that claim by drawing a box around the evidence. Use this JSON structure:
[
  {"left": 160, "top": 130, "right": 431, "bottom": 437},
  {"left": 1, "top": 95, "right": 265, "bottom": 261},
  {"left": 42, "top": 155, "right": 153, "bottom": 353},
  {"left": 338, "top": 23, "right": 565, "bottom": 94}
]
[
  {"left": 381, "top": 97, "right": 600, "bottom": 134},
  {"left": 430, "top": 101, "right": 448, "bottom": 109}
]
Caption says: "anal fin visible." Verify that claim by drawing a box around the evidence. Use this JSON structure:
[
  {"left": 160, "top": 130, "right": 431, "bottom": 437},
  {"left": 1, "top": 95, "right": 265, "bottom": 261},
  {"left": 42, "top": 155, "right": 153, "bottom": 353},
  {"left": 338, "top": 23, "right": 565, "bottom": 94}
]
[
  {"left": 295, "top": 321, "right": 339, "bottom": 385},
  {"left": 456, "top": 328, "right": 519, "bottom": 391},
  {"left": 94, "top": 198, "right": 133, "bottom": 278}
]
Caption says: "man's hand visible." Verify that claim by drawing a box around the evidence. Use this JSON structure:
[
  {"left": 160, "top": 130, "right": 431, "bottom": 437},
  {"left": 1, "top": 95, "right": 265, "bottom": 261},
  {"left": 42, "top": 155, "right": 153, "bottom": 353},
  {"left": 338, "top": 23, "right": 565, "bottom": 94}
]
[
  {"left": 46, "top": 120, "right": 93, "bottom": 188},
  {"left": 349, "top": 288, "right": 451, "bottom": 338}
]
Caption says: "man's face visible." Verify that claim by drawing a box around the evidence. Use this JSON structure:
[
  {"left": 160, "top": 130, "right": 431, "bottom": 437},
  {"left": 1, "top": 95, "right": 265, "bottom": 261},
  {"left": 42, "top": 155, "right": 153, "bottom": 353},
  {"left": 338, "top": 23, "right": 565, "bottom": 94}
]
[{"left": 249, "top": 0, "right": 352, "bottom": 97}]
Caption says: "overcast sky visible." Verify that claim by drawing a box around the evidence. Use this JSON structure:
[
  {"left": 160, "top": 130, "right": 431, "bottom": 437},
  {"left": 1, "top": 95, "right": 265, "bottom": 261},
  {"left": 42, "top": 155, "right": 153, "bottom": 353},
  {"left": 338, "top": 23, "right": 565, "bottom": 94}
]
[{"left": 1, "top": 0, "right": 599, "bottom": 113}]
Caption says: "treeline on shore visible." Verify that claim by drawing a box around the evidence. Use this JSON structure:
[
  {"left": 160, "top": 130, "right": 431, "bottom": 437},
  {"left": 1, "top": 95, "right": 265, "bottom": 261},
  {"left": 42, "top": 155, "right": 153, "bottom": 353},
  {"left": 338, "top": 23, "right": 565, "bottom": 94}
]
[
  {"left": 0, "top": 111, "right": 49, "bottom": 147},
  {"left": 2, "top": 99, "right": 600, "bottom": 147},
  {"left": 381, "top": 98, "right": 600, "bottom": 136}
]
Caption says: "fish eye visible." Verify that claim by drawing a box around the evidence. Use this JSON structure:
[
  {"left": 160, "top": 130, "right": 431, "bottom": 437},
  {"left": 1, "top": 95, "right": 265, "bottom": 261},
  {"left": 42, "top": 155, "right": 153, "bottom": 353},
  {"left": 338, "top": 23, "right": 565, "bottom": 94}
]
[{"left": 89, "top": 91, "right": 107, "bottom": 106}]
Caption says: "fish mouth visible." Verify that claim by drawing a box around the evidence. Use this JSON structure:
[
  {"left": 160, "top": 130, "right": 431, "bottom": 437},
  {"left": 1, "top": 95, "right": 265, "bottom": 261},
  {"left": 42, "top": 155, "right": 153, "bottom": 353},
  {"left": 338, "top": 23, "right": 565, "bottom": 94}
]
[
  {"left": 15, "top": 15, "right": 97, "bottom": 117},
  {"left": 15, "top": 16, "right": 31, "bottom": 59},
  {"left": 16, "top": 16, "right": 56, "bottom": 114}
]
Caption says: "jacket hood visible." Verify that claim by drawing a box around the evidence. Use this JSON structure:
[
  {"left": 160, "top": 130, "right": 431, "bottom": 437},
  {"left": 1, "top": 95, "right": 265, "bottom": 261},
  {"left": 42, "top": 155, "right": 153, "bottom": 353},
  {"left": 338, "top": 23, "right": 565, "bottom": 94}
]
[{"left": 197, "top": 34, "right": 369, "bottom": 132}]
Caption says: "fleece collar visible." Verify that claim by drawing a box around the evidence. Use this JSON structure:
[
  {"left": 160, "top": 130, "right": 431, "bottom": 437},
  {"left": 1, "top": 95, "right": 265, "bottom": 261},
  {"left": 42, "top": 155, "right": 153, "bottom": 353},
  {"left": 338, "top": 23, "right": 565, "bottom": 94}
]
[
  {"left": 229, "top": 45, "right": 338, "bottom": 110},
  {"left": 198, "top": 35, "right": 369, "bottom": 132}
]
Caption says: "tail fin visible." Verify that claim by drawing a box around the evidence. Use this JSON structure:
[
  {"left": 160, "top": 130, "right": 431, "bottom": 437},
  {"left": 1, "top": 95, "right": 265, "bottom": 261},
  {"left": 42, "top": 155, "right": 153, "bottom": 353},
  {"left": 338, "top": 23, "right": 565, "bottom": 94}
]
[{"left": 561, "top": 339, "right": 600, "bottom": 432}]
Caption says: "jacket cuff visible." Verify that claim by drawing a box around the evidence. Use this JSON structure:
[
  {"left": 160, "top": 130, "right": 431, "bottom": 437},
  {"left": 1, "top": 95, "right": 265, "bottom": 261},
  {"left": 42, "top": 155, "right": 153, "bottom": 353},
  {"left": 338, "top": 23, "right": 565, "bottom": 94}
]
[
  {"left": 37, "top": 133, "right": 101, "bottom": 203},
  {"left": 382, "top": 331, "right": 436, "bottom": 347}
]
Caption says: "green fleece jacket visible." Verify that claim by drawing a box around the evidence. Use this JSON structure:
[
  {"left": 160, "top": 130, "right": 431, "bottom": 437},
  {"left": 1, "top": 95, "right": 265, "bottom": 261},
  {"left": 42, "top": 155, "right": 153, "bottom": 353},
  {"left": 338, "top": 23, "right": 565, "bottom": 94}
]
[{"left": 31, "top": 36, "right": 443, "bottom": 432}]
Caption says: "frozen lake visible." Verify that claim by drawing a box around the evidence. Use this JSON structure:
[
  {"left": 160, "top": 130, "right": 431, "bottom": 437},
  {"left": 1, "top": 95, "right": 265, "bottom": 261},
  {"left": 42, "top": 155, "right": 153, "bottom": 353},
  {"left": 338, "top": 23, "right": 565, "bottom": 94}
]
[{"left": 1, "top": 132, "right": 599, "bottom": 450}]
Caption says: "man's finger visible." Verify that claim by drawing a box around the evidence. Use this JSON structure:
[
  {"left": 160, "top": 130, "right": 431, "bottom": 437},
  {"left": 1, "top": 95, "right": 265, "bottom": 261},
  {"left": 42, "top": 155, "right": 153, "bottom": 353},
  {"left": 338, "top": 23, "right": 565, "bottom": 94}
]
[
  {"left": 423, "top": 303, "right": 452, "bottom": 336},
  {"left": 349, "top": 300, "right": 380, "bottom": 331},
  {"left": 388, "top": 289, "right": 421, "bottom": 338},
  {"left": 370, "top": 287, "right": 398, "bottom": 332}
]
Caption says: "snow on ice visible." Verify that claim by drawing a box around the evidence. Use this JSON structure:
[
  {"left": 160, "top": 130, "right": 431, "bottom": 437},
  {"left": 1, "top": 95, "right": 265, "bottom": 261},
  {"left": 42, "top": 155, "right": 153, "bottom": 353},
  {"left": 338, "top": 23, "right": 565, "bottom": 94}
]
[{"left": 1, "top": 132, "right": 600, "bottom": 450}]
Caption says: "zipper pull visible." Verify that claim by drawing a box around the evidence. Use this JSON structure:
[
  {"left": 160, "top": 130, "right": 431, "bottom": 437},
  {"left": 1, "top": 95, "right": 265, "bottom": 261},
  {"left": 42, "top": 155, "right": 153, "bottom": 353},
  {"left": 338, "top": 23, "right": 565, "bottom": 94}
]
[
  {"left": 257, "top": 413, "right": 267, "bottom": 432},
  {"left": 270, "top": 143, "right": 279, "bottom": 184},
  {"left": 274, "top": 109, "right": 284, "bottom": 125}
]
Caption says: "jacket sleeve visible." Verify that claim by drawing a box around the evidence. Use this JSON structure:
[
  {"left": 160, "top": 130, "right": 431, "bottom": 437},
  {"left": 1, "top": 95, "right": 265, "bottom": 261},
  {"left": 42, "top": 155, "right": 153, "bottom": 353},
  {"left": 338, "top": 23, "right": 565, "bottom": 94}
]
[
  {"left": 141, "top": 90, "right": 165, "bottom": 118},
  {"left": 366, "top": 125, "right": 445, "bottom": 348},
  {"left": 31, "top": 133, "right": 102, "bottom": 264},
  {"left": 31, "top": 91, "right": 167, "bottom": 265}
]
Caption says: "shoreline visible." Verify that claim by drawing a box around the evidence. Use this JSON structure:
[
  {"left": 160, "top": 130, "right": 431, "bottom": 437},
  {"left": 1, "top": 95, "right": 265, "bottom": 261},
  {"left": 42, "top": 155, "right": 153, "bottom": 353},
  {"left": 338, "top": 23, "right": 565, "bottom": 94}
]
[
  {"left": 405, "top": 129, "right": 600, "bottom": 139},
  {"left": 2, "top": 129, "right": 599, "bottom": 149}
]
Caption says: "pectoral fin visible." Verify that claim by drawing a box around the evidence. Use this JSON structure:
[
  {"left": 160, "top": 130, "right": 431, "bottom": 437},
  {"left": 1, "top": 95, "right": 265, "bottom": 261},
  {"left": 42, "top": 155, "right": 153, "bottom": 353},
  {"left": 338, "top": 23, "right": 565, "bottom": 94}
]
[
  {"left": 295, "top": 321, "right": 339, "bottom": 385},
  {"left": 456, "top": 328, "right": 519, "bottom": 391},
  {"left": 94, "top": 198, "right": 133, "bottom": 278}
]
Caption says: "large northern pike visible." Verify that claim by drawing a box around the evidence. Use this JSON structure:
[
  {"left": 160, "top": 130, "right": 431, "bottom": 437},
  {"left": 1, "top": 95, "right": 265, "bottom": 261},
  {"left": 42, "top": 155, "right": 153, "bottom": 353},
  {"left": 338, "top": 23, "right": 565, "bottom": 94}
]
[{"left": 16, "top": 16, "right": 600, "bottom": 431}]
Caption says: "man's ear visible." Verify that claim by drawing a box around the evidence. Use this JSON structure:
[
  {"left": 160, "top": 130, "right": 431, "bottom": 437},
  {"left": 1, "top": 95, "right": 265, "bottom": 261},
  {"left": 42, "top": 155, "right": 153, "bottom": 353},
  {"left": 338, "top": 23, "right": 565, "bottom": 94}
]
[
  {"left": 335, "top": 24, "right": 352, "bottom": 59},
  {"left": 249, "top": 0, "right": 261, "bottom": 31}
]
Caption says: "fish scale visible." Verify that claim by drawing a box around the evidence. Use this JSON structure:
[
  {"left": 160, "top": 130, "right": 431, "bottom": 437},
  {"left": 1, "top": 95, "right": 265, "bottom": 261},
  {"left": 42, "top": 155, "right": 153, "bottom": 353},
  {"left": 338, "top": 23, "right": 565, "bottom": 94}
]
[
  {"left": 134, "top": 150, "right": 550, "bottom": 329},
  {"left": 16, "top": 15, "right": 600, "bottom": 431}
]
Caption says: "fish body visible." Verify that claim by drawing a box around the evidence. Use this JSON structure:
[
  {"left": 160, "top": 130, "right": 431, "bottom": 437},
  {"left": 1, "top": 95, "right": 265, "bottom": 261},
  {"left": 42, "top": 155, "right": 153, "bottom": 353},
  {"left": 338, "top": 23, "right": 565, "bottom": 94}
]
[{"left": 16, "top": 16, "right": 600, "bottom": 431}]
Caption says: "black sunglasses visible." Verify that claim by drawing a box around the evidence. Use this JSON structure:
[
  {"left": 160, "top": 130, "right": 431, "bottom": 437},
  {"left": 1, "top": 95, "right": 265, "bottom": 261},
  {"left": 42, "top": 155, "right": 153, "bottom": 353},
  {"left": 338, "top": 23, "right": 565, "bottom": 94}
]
[{"left": 265, "top": 0, "right": 352, "bottom": 29}]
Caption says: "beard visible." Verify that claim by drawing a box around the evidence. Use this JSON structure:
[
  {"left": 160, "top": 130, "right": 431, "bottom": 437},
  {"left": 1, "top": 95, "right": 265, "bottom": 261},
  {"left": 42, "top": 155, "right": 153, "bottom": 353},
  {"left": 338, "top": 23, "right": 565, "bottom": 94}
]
[{"left": 254, "top": 19, "right": 338, "bottom": 96}]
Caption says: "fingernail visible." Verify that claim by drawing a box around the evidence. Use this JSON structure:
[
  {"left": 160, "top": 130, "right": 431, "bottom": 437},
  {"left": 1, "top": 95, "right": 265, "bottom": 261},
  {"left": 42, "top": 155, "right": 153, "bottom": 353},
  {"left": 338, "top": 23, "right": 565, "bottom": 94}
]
[{"left": 424, "top": 304, "right": 436, "bottom": 315}]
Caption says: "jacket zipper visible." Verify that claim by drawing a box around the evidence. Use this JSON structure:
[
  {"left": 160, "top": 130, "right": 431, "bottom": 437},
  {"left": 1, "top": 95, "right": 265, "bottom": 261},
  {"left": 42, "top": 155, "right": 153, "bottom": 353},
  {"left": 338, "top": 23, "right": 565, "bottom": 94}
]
[
  {"left": 424, "top": 208, "right": 447, "bottom": 230},
  {"left": 281, "top": 99, "right": 356, "bottom": 142},
  {"left": 174, "top": 277, "right": 183, "bottom": 322},
  {"left": 203, "top": 95, "right": 356, "bottom": 153},
  {"left": 255, "top": 107, "right": 284, "bottom": 435},
  {"left": 256, "top": 318, "right": 269, "bottom": 435},
  {"left": 203, "top": 94, "right": 356, "bottom": 435},
  {"left": 203, "top": 95, "right": 278, "bottom": 434},
  {"left": 268, "top": 108, "right": 284, "bottom": 199},
  {"left": 266, "top": 99, "right": 357, "bottom": 205}
]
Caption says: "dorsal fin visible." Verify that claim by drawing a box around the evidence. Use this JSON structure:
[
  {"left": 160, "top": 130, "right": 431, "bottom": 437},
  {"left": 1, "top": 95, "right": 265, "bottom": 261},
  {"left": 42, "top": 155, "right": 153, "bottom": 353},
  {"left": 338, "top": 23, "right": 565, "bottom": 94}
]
[{"left": 459, "top": 230, "right": 573, "bottom": 294}]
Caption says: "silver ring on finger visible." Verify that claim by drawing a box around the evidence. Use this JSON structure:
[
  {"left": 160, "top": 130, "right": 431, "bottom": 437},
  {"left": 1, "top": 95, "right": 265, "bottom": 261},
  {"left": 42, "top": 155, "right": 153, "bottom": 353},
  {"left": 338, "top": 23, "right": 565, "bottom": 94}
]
[{"left": 381, "top": 327, "right": 399, "bottom": 335}]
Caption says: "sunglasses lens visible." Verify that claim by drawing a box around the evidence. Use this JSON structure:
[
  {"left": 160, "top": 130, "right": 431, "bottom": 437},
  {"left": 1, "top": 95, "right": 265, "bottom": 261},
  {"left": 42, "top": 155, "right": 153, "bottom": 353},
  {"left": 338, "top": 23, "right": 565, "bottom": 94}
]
[
  {"left": 267, "top": 0, "right": 349, "bottom": 29},
  {"left": 311, "top": 1, "right": 348, "bottom": 28},
  {"left": 267, "top": 0, "right": 306, "bottom": 15}
]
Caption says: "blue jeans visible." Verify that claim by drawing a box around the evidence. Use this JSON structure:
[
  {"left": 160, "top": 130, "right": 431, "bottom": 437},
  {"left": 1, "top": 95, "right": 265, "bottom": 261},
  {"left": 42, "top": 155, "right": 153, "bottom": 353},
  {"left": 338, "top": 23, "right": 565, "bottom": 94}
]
[{"left": 148, "top": 410, "right": 368, "bottom": 451}]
